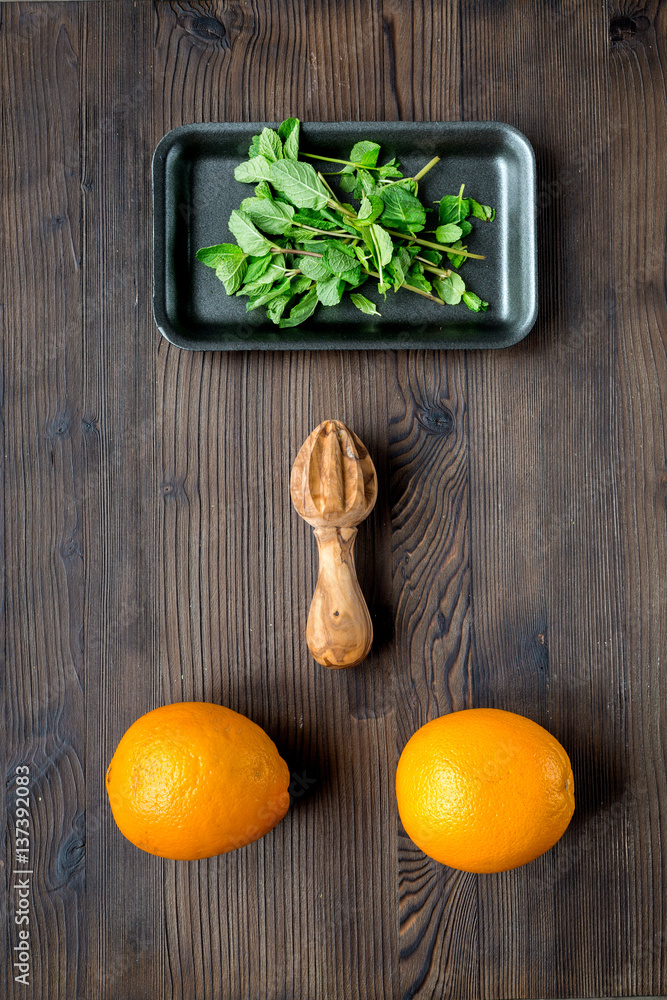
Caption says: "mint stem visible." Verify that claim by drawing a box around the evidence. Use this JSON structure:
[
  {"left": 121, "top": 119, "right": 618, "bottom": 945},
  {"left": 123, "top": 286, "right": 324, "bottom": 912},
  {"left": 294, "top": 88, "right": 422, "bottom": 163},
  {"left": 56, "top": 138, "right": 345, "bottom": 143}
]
[
  {"left": 296, "top": 223, "right": 356, "bottom": 237},
  {"left": 369, "top": 229, "right": 385, "bottom": 287},
  {"left": 317, "top": 175, "right": 358, "bottom": 219},
  {"left": 327, "top": 198, "right": 357, "bottom": 219},
  {"left": 304, "top": 152, "right": 384, "bottom": 171},
  {"left": 385, "top": 229, "right": 485, "bottom": 260},
  {"left": 416, "top": 256, "right": 452, "bottom": 278},
  {"left": 364, "top": 267, "right": 445, "bottom": 305},
  {"left": 413, "top": 156, "right": 440, "bottom": 182},
  {"left": 274, "top": 247, "right": 323, "bottom": 258}
]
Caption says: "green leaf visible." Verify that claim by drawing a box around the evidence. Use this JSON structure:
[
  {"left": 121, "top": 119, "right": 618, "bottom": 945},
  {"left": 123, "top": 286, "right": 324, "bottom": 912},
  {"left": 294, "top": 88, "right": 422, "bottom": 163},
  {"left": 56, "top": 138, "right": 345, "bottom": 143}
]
[
  {"left": 240, "top": 259, "right": 286, "bottom": 293},
  {"left": 243, "top": 253, "right": 274, "bottom": 284},
  {"left": 287, "top": 226, "right": 327, "bottom": 243},
  {"left": 241, "top": 277, "right": 278, "bottom": 296},
  {"left": 265, "top": 294, "right": 291, "bottom": 323},
  {"left": 323, "top": 239, "right": 357, "bottom": 258},
  {"left": 315, "top": 275, "right": 346, "bottom": 306},
  {"left": 245, "top": 277, "right": 293, "bottom": 310},
  {"left": 323, "top": 245, "right": 361, "bottom": 282},
  {"left": 356, "top": 195, "right": 385, "bottom": 226},
  {"left": 357, "top": 195, "right": 372, "bottom": 219},
  {"left": 458, "top": 219, "right": 473, "bottom": 237},
  {"left": 290, "top": 275, "right": 313, "bottom": 296},
  {"left": 258, "top": 127, "right": 283, "bottom": 163},
  {"left": 355, "top": 167, "right": 375, "bottom": 197},
  {"left": 353, "top": 245, "right": 371, "bottom": 268},
  {"left": 292, "top": 210, "right": 339, "bottom": 231},
  {"left": 469, "top": 199, "right": 495, "bottom": 222},
  {"left": 445, "top": 239, "right": 466, "bottom": 269},
  {"left": 438, "top": 193, "right": 471, "bottom": 225},
  {"left": 433, "top": 274, "right": 464, "bottom": 305},
  {"left": 345, "top": 272, "right": 369, "bottom": 291},
  {"left": 462, "top": 290, "right": 488, "bottom": 312},
  {"left": 387, "top": 246, "right": 410, "bottom": 291},
  {"left": 254, "top": 180, "right": 274, "bottom": 200},
  {"left": 390, "top": 177, "right": 418, "bottom": 196},
  {"left": 341, "top": 265, "right": 363, "bottom": 284},
  {"left": 396, "top": 246, "right": 412, "bottom": 270},
  {"left": 215, "top": 261, "right": 247, "bottom": 295},
  {"left": 336, "top": 216, "right": 362, "bottom": 236},
  {"left": 338, "top": 172, "right": 357, "bottom": 193},
  {"left": 239, "top": 197, "right": 295, "bottom": 234},
  {"left": 216, "top": 262, "right": 246, "bottom": 295},
  {"left": 419, "top": 248, "right": 442, "bottom": 265},
  {"left": 377, "top": 161, "right": 403, "bottom": 180},
  {"left": 406, "top": 265, "right": 432, "bottom": 294},
  {"left": 228, "top": 210, "right": 274, "bottom": 255},
  {"left": 349, "top": 140, "right": 381, "bottom": 168},
  {"left": 297, "top": 255, "right": 333, "bottom": 280},
  {"left": 294, "top": 239, "right": 329, "bottom": 253},
  {"left": 196, "top": 243, "right": 241, "bottom": 268},
  {"left": 234, "top": 156, "right": 273, "bottom": 183},
  {"left": 380, "top": 186, "right": 426, "bottom": 232},
  {"left": 279, "top": 286, "right": 319, "bottom": 328},
  {"left": 350, "top": 293, "right": 381, "bottom": 316},
  {"left": 195, "top": 243, "right": 247, "bottom": 294},
  {"left": 278, "top": 118, "right": 300, "bottom": 160},
  {"left": 435, "top": 223, "right": 463, "bottom": 244},
  {"left": 370, "top": 224, "right": 393, "bottom": 267},
  {"left": 360, "top": 224, "right": 375, "bottom": 255},
  {"left": 269, "top": 160, "right": 329, "bottom": 209},
  {"left": 248, "top": 134, "right": 262, "bottom": 158}
]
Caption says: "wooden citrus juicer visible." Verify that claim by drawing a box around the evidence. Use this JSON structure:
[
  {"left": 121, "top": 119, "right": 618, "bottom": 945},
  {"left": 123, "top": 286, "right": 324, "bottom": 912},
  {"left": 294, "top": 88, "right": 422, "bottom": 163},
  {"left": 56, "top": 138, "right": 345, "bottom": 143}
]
[{"left": 290, "top": 419, "right": 377, "bottom": 668}]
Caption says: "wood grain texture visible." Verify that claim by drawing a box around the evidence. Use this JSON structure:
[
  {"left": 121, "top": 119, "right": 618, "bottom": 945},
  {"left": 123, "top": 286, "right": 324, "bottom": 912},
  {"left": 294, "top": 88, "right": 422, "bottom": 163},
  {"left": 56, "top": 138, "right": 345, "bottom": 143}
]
[
  {"left": 79, "top": 5, "right": 165, "bottom": 998},
  {"left": 2, "top": 6, "right": 88, "bottom": 996},
  {"left": 461, "top": 4, "right": 631, "bottom": 999},
  {"left": 611, "top": 2, "right": 667, "bottom": 993},
  {"left": 388, "top": 351, "right": 475, "bottom": 999},
  {"left": 1, "top": 1, "right": 665, "bottom": 998}
]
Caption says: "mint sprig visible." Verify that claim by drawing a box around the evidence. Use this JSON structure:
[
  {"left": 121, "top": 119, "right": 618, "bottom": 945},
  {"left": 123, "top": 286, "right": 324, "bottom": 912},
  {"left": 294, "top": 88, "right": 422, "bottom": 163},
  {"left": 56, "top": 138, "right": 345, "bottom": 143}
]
[{"left": 197, "top": 120, "right": 494, "bottom": 327}]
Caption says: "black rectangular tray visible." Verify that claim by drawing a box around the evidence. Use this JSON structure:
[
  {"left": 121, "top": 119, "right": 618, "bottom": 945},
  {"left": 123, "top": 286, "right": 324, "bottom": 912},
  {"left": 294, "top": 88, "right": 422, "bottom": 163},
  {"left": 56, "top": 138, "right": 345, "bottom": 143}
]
[{"left": 153, "top": 121, "right": 537, "bottom": 351}]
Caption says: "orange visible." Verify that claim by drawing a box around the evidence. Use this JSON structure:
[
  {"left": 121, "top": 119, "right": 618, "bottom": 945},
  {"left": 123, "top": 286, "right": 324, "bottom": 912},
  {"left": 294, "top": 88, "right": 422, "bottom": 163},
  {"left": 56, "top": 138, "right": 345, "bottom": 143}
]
[
  {"left": 106, "top": 702, "right": 290, "bottom": 860},
  {"left": 396, "top": 708, "right": 574, "bottom": 873}
]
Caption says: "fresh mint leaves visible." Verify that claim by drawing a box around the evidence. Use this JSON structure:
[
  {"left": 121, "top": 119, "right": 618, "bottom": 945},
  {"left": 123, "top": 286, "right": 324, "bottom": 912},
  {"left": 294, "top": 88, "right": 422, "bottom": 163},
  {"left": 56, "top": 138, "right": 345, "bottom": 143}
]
[
  {"left": 233, "top": 157, "right": 272, "bottom": 183},
  {"left": 195, "top": 244, "right": 247, "bottom": 294},
  {"left": 197, "top": 120, "right": 494, "bottom": 328},
  {"left": 351, "top": 293, "right": 381, "bottom": 316},
  {"left": 227, "top": 210, "right": 274, "bottom": 256},
  {"left": 379, "top": 186, "right": 426, "bottom": 233},
  {"left": 240, "top": 197, "right": 295, "bottom": 234},
  {"left": 278, "top": 118, "right": 300, "bottom": 160},
  {"left": 268, "top": 160, "right": 329, "bottom": 210}
]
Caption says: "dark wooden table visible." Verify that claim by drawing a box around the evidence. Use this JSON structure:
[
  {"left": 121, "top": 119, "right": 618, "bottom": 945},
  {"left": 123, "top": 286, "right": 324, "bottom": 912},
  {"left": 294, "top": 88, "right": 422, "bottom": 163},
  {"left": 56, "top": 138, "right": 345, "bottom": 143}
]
[{"left": 2, "top": 2, "right": 666, "bottom": 998}]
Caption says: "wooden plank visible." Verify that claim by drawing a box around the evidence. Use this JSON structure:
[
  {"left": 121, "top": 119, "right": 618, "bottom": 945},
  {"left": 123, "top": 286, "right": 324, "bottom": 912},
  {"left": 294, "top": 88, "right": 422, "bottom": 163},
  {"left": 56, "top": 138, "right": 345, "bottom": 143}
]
[
  {"left": 376, "top": 3, "right": 481, "bottom": 996},
  {"left": 79, "top": 3, "right": 164, "bottom": 999},
  {"left": 388, "top": 352, "right": 478, "bottom": 1000},
  {"left": 2, "top": 0, "right": 666, "bottom": 997},
  {"left": 610, "top": 2, "right": 667, "bottom": 994},
  {"left": 461, "top": 2, "right": 634, "bottom": 998},
  {"left": 153, "top": 3, "right": 398, "bottom": 997},
  {"left": 1, "top": 5, "right": 88, "bottom": 998}
]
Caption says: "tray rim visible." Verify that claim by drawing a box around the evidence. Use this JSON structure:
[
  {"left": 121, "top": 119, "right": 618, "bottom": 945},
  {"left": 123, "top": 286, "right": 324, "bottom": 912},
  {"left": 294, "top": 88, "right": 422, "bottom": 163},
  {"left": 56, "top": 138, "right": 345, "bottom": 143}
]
[{"left": 152, "top": 119, "right": 538, "bottom": 352}]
